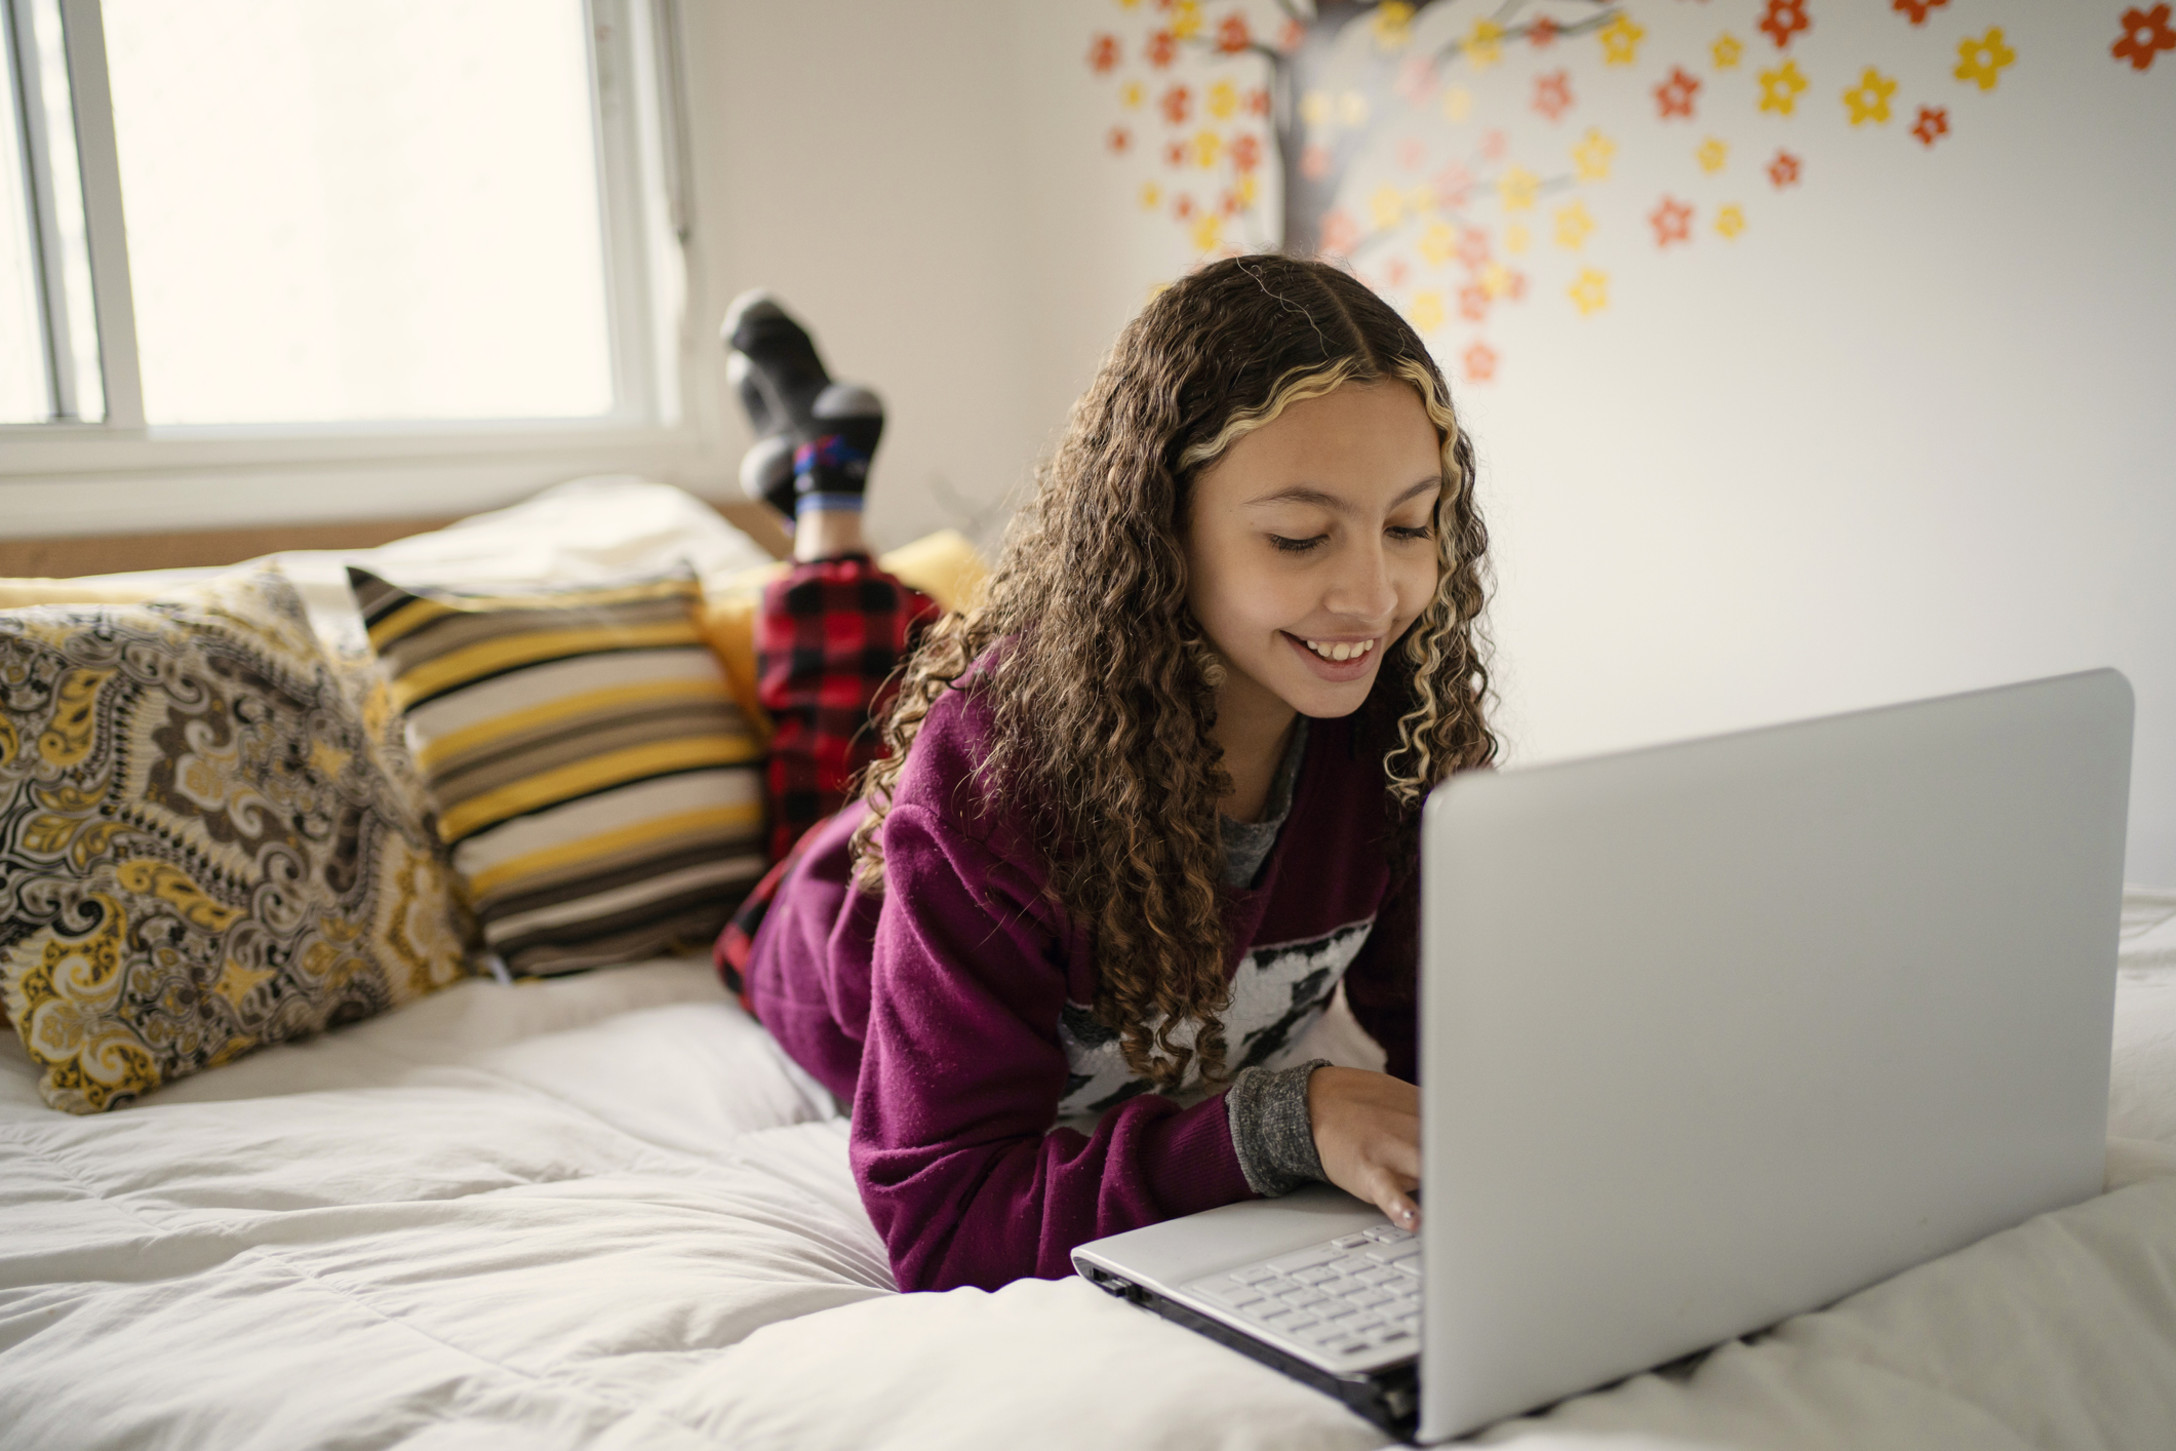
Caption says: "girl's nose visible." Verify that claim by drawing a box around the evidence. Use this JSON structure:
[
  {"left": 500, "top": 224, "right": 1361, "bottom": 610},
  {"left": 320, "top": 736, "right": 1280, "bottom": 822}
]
[{"left": 1325, "top": 540, "right": 1399, "bottom": 622}]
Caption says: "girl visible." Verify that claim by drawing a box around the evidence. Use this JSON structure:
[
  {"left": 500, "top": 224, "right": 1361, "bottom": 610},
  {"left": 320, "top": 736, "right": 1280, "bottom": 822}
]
[{"left": 723, "top": 255, "right": 1494, "bottom": 1294}]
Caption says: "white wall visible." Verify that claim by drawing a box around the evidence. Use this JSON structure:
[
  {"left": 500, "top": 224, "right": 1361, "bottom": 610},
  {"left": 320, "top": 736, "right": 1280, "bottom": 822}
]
[
  {"left": 962, "top": 2, "right": 2176, "bottom": 883},
  {"left": 680, "top": 0, "right": 1055, "bottom": 553}
]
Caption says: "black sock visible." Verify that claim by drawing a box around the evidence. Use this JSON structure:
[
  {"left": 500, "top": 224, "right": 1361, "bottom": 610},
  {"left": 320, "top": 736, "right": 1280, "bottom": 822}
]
[
  {"left": 722, "top": 290, "right": 832, "bottom": 438},
  {"left": 792, "top": 384, "right": 885, "bottom": 521}
]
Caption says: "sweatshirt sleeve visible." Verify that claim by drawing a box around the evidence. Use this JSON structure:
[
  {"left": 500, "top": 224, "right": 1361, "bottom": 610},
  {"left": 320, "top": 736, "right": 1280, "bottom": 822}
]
[
  {"left": 849, "top": 800, "right": 1257, "bottom": 1292},
  {"left": 1341, "top": 861, "right": 1419, "bottom": 1083}
]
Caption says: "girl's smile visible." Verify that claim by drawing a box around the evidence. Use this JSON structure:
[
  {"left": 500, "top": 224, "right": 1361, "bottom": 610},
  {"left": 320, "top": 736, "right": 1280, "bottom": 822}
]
[{"left": 1286, "top": 631, "right": 1379, "bottom": 676}]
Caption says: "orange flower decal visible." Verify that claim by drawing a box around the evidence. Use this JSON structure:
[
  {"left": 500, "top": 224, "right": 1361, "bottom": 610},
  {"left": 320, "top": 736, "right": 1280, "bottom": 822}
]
[
  {"left": 1759, "top": 0, "right": 1809, "bottom": 50},
  {"left": 1910, "top": 106, "right": 1949, "bottom": 147},
  {"left": 1767, "top": 150, "right": 1803, "bottom": 188},
  {"left": 2114, "top": 5, "right": 2176, "bottom": 71},
  {"left": 1893, "top": 0, "right": 1951, "bottom": 25},
  {"left": 1214, "top": 13, "right": 1251, "bottom": 55},
  {"left": 1654, "top": 65, "right": 1701, "bottom": 120},
  {"left": 1088, "top": 35, "right": 1121, "bottom": 74}
]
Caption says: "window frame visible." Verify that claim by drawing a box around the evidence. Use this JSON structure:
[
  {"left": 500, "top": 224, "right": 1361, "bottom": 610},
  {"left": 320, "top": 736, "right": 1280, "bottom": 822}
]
[{"left": 0, "top": 0, "right": 717, "bottom": 538}]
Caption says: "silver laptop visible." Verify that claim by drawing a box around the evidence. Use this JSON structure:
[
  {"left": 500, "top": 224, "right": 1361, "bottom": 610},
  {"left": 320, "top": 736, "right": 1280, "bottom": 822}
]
[{"left": 1074, "top": 668, "right": 2133, "bottom": 1442}]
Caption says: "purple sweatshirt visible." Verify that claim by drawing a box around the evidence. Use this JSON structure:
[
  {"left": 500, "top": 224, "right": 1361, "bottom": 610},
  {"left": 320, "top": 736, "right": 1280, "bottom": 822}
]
[{"left": 742, "top": 674, "right": 1419, "bottom": 1292}]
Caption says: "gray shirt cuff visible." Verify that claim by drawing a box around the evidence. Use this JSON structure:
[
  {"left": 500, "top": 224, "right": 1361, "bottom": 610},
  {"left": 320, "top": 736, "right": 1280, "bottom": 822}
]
[{"left": 1226, "top": 1059, "right": 1330, "bottom": 1197}]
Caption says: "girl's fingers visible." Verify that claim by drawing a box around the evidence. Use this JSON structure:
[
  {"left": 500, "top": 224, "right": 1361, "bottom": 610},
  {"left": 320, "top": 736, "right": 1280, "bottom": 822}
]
[{"left": 1381, "top": 1185, "right": 1421, "bottom": 1231}]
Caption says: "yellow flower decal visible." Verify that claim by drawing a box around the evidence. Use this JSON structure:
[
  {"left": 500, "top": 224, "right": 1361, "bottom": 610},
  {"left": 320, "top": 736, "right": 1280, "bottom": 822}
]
[
  {"left": 1300, "top": 90, "right": 1332, "bottom": 126},
  {"left": 1194, "top": 129, "right": 1221, "bottom": 167},
  {"left": 1505, "top": 223, "right": 1530, "bottom": 255},
  {"left": 1696, "top": 137, "right": 1728, "bottom": 174},
  {"left": 1954, "top": 27, "right": 2016, "bottom": 91},
  {"left": 1169, "top": 0, "right": 1203, "bottom": 42},
  {"left": 1758, "top": 61, "right": 1808, "bottom": 116},
  {"left": 1235, "top": 173, "right": 1259, "bottom": 207},
  {"left": 1121, "top": 81, "right": 1144, "bottom": 109},
  {"left": 1553, "top": 200, "right": 1596, "bottom": 249},
  {"left": 1409, "top": 290, "right": 1446, "bottom": 332},
  {"left": 1600, "top": 14, "right": 1645, "bottom": 66},
  {"left": 1843, "top": 67, "right": 1897, "bottom": 126},
  {"left": 1140, "top": 181, "right": 1163, "bottom": 210},
  {"left": 1481, "top": 262, "right": 1513, "bottom": 299},
  {"left": 1466, "top": 19, "right": 1505, "bottom": 69},
  {"left": 1497, "top": 165, "right": 1540, "bottom": 211},
  {"left": 1572, "top": 128, "right": 1616, "bottom": 182},
  {"left": 1715, "top": 204, "right": 1746, "bottom": 239},
  {"left": 1713, "top": 33, "right": 1744, "bottom": 71},
  {"left": 1192, "top": 212, "right": 1223, "bottom": 253},
  {"left": 1568, "top": 267, "right": 1610, "bottom": 316},
  {"left": 1406, "top": 184, "right": 1434, "bottom": 217},
  {"left": 1338, "top": 91, "right": 1370, "bottom": 127},
  {"left": 1207, "top": 79, "right": 1238, "bottom": 120},
  {"left": 1420, "top": 220, "right": 1461, "bottom": 265},
  {"left": 1374, "top": 1, "right": 1416, "bottom": 51},
  {"left": 1371, "top": 185, "right": 1406, "bottom": 229},
  {"left": 1442, "top": 86, "right": 1474, "bottom": 122}
]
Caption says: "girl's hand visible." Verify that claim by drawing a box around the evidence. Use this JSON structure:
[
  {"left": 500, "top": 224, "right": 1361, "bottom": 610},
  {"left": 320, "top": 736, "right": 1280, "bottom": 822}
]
[{"left": 1308, "top": 1066, "right": 1422, "bottom": 1230}]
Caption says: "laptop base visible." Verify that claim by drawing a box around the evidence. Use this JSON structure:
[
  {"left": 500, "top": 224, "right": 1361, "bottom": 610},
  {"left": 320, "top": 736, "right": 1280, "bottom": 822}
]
[{"left": 1080, "top": 1263, "right": 1420, "bottom": 1441}]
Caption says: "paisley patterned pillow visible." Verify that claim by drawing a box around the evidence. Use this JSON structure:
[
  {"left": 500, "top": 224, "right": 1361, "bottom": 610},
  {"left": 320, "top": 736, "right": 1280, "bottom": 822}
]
[{"left": 0, "top": 568, "right": 470, "bottom": 1113}]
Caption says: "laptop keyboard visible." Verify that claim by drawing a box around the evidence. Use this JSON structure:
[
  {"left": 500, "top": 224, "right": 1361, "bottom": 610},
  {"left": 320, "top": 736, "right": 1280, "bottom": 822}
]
[{"left": 1182, "top": 1223, "right": 1422, "bottom": 1364}]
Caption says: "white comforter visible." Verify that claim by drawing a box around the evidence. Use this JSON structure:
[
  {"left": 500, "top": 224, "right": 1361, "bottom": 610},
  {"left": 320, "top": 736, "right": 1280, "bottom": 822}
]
[{"left": 4, "top": 892, "right": 2175, "bottom": 1450}]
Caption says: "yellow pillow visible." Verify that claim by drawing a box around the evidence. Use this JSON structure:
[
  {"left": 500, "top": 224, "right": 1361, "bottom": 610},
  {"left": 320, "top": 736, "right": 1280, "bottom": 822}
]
[
  {"left": 0, "top": 568, "right": 470, "bottom": 1111},
  {"left": 697, "top": 530, "right": 988, "bottom": 742}
]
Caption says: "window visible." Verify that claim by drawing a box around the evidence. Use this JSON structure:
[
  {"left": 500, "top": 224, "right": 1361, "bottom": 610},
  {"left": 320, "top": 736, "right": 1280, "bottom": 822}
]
[{"left": 2, "top": 0, "right": 700, "bottom": 527}]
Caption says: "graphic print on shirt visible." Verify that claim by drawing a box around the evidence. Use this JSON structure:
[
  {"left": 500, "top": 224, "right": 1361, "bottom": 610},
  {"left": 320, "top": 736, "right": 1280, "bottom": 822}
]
[{"left": 1056, "top": 918, "right": 1375, "bottom": 1117}]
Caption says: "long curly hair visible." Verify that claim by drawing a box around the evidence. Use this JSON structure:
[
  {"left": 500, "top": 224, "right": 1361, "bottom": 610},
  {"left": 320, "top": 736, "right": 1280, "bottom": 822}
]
[{"left": 851, "top": 255, "right": 1496, "bottom": 1092}]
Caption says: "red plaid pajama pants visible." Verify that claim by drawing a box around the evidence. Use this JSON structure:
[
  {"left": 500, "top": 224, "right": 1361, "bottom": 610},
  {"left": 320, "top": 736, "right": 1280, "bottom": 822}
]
[{"left": 716, "top": 554, "right": 938, "bottom": 986}]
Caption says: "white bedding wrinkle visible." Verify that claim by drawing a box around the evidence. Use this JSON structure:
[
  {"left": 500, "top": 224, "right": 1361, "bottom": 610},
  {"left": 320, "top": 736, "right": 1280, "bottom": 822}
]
[{"left": 2, "top": 892, "right": 2176, "bottom": 1451}]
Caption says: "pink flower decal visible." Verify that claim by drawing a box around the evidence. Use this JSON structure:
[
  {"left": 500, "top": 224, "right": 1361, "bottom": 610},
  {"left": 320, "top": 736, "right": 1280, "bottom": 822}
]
[
  {"left": 1433, "top": 162, "right": 1474, "bottom": 210},
  {"left": 1396, "top": 57, "right": 1439, "bottom": 103},
  {"left": 1215, "top": 13, "right": 1252, "bottom": 54},
  {"left": 1160, "top": 85, "right": 1192, "bottom": 125},
  {"left": 1146, "top": 30, "right": 1178, "bottom": 68},
  {"left": 1533, "top": 69, "right": 1574, "bottom": 121},
  {"left": 1088, "top": 35, "right": 1121, "bottom": 74},
  {"left": 1231, "top": 134, "right": 1262, "bottom": 172},
  {"left": 1301, "top": 143, "right": 1334, "bottom": 180},
  {"left": 2114, "top": 5, "right": 2176, "bottom": 70},
  {"left": 1910, "top": 106, "right": 1949, "bottom": 147},
  {"left": 1320, "top": 207, "right": 1363, "bottom": 255},
  {"left": 1108, "top": 126, "right": 1132, "bottom": 155},
  {"left": 1462, "top": 342, "right": 1498, "bottom": 383},
  {"left": 1529, "top": 16, "right": 1558, "bottom": 48},
  {"left": 1458, "top": 283, "right": 1490, "bottom": 321},
  {"left": 1767, "top": 149, "right": 1803, "bottom": 188},
  {"left": 1650, "top": 195, "right": 1694, "bottom": 247}
]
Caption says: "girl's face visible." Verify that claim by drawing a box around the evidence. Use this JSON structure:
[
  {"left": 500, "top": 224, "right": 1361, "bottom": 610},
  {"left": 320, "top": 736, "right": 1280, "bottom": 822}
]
[{"left": 1184, "top": 379, "right": 1445, "bottom": 726}]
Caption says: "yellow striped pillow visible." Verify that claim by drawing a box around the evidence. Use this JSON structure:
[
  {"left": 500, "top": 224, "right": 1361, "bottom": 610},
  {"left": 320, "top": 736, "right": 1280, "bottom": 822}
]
[{"left": 348, "top": 567, "right": 766, "bottom": 976}]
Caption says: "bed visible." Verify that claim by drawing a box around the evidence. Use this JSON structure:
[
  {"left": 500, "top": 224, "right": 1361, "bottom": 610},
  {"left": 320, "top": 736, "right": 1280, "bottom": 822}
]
[{"left": 5, "top": 481, "right": 2175, "bottom": 1449}]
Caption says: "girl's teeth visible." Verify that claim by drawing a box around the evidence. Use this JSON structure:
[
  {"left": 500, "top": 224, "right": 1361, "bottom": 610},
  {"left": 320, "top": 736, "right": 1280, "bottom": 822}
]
[{"left": 1304, "top": 638, "right": 1373, "bottom": 662}]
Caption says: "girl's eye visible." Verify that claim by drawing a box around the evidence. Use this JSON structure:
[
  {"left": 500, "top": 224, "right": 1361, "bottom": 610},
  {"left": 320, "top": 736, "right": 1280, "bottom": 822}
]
[
  {"left": 1269, "top": 534, "right": 1327, "bottom": 554},
  {"left": 1388, "top": 525, "right": 1435, "bottom": 543}
]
